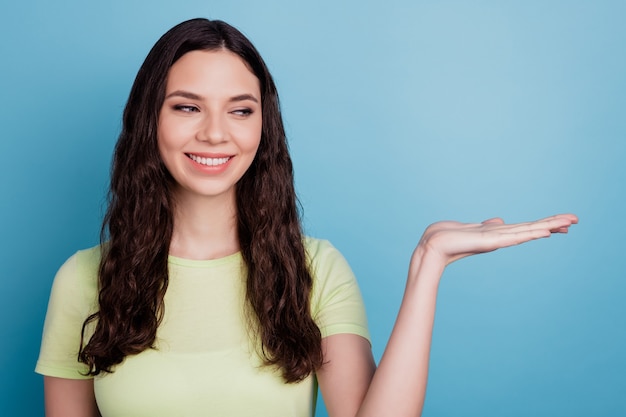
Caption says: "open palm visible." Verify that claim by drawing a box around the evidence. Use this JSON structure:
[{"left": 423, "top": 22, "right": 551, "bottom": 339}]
[{"left": 418, "top": 213, "right": 578, "bottom": 266}]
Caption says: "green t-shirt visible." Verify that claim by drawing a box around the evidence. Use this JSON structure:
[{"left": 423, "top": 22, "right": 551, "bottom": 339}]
[{"left": 36, "top": 237, "right": 370, "bottom": 416}]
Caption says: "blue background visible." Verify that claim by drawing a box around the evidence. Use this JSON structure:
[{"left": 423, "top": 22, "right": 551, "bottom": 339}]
[{"left": 1, "top": 1, "right": 624, "bottom": 416}]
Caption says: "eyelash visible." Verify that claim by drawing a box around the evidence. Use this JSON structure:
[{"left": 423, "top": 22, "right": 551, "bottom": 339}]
[
  {"left": 173, "top": 105, "right": 199, "bottom": 113},
  {"left": 231, "top": 108, "right": 253, "bottom": 116},
  {"left": 172, "top": 105, "right": 253, "bottom": 117}
]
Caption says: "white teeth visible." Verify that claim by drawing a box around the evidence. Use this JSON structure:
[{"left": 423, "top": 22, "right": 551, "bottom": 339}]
[{"left": 188, "top": 154, "right": 230, "bottom": 166}]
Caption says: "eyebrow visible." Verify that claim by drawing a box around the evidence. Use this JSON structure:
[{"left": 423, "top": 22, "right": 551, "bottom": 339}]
[{"left": 164, "top": 90, "right": 259, "bottom": 103}]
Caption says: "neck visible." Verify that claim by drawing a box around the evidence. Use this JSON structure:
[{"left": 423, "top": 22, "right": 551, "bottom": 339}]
[{"left": 169, "top": 189, "right": 240, "bottom": 260}]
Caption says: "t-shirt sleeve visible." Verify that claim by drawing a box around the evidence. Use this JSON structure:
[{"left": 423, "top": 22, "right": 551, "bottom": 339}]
[
  {"left": 307, "top": 238, "right": 370, "bottom": 343},
  {"left": 35, "top": 247, "right": 100, "bottom": 379}
]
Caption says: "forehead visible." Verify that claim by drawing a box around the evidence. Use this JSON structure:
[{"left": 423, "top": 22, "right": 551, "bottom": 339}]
[{"left": 165, "top": 49, "right": 260, "bottom": 96}]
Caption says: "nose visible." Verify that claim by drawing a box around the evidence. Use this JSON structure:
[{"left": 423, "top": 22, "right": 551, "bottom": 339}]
[{"left": 196, "top": 113, "right": 227, "bottom": 144}]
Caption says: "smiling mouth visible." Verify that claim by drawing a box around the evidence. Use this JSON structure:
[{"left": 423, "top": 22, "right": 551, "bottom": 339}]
[{"left": 187, "top": 153, "right": 232, "bottom": 166}]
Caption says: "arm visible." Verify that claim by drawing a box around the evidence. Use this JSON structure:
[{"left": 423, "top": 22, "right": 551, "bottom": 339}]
[
  {"left": 317, "top": 214, "right": 578, "bottom": 417},
  {"left": 44, "top": 377, "right": 100, "bottom": 417},
  {"left": 317, "top": 334, "right": 376, "bottom": 416}
]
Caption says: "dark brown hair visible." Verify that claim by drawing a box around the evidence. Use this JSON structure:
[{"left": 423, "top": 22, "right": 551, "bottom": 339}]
[{"left": 79, "top": 18, "right": 322, "bottom": 383}]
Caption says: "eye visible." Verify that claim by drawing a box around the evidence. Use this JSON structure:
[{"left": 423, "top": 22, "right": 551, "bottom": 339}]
[
  {"left": 231, "top": 108, "right": 253, "bottom": 117},
  {"left": 173, "top": 104, "right": 199, "bottom": 113}
]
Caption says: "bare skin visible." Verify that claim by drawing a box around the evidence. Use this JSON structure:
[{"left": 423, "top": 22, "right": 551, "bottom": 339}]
[
  {"left": 44, "top": 209, "right": 577, "bottom": 417},
  {"left": 317, "top": 213, "right": 578, "bottom": 417},
  {"left": 42, "top": 48, "right": 579, "bottom": 417},
  {"left": 44, "top": 377, "right": 100, "bottom": 417}
]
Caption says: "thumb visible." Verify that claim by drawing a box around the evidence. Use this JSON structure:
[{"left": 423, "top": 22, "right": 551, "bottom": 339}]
[{"left": 482, "top": 217, "right": 505, "bottom": 225}]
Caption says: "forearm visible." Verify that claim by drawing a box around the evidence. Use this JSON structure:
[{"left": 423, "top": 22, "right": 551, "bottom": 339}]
[
  {"left": 348, "top": 214, "right": 577, "bottom": 416},
  {"left": 44, "top": 377, "right": 101, "bottom": 417},
  {"left": 356, "top": 245, "right": 444, "bottom": 417}
]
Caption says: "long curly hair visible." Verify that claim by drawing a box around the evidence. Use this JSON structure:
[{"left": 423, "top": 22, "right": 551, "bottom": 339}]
[{"left": 79, "top": 18, "right": 322, "bottom": 383}]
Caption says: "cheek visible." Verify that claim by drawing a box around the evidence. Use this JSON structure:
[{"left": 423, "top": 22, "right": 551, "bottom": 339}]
[
  {"left": 156, "top": 133, "right": 168, "bottom": 162},
  {"left": 156, "top": 126, "right": 178, "bottom": 173},
  {"left": 156, "top": 118, "right": 184, "bottom": 156},
  {"left": 246, "top": 119, "right": 263, "bottom": 153}
]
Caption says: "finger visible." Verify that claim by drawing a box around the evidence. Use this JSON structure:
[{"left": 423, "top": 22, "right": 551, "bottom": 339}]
[
  {"left": 482, "top": 217, "right": 504, "bottom": 225},
  {"left": 513, "top": 213, "right": 578, "bottom": 227},
  {"left": 507, "top": 216, "right": 576, "bottom": 234},
  {"left": 495, "top": 228, "right": 552, "bottom": 247},
  {"left": 535, "top": 213, "right": 578, "bottom": 224},
  {"left": 479, "top": 215, "right": 564, "bottom": 232},
  {"left": 542, "top": 217, "right": 577, "bottom": 231},
  {"left": 552, "top": 226, "right": 572, "bottom": 233}
]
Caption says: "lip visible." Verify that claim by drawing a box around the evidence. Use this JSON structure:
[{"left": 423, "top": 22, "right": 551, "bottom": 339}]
[
  {"left": 185, "top": 152, "right": 234, "bottom": 174},
  {"left": 186, "top": 152, "right": 232, "bottom": 158}
]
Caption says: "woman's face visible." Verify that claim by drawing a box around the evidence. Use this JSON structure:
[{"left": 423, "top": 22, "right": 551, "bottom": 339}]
[{"left": 157, "top": 49, "right": 262, "bottom": 202}]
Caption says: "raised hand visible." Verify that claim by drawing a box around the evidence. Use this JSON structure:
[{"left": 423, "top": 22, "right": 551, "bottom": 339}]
[
  {"left": 324, "top": 213, "right": 577, "bottom": 417},
  {"left": 416, "top": 213, "right": 578, "bottom": 267}
]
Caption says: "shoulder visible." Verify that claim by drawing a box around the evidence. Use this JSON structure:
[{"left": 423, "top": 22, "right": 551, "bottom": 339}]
[
  {"left": 304, "top": 236, "right": 358, "bottom": 301},
  {"left": 304, "top": 236, "right": 370, "bottom": 340},
  {"left": 56, "top": 245, "right": 101, "bottom": 273},
  {"left": 36, "top": 246, "right": 102, "bottom": 378},
  {"left": 74, "top": 245, "right": 102, "bottom": 271},
  {"left": 303, "top": 235, "right": 331, "bottom": 253},
  {"left": 303, "top": 236, "right": 348, "bottom": 269},
  {"left": 49, "top": 245, "right": 101, "bottom": 309},
  {"left": 60, "top": 244, "right": 101, "bottom": 280}
]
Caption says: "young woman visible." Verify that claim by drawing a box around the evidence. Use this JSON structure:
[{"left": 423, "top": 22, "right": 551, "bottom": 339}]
[{"left": 36, "top": 18, "right": 577, "bottom": 417}]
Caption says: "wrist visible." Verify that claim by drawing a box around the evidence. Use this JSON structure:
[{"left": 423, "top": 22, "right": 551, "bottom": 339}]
[{"left": 407, "top": 243, "right": 447, "bottom": 288}]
